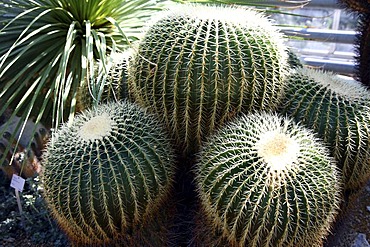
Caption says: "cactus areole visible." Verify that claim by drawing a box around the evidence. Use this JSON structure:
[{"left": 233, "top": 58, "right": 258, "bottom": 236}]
[
  {"left": 196, "top": 113, "right": 341, "bottom": 247},
  {"left": 129, "top": 4, "right": 288, "bottom": 154},
  {"left": 41, "top": 101, "right": 175, "bottom": 245}
]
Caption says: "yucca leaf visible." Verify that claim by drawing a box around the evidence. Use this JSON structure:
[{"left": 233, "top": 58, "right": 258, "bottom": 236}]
[{"left": 0, "top": 0, "right": 170, "bottom": 169}]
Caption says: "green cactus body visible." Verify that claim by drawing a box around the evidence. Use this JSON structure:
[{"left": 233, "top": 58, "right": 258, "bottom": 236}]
[
  {"left": 77, "top": 52, "right": 131, "bottom": 111},
  {"left": 129, "top": 5, "right": 288, "bottom": 154},
  {"left": 41, "top": 101, "right": 175, "bottom": 246},
  {"left": 287, "top": 49, "right": 303, "bottom": 69},
  {"left": 195, "top": 112, "right": 341, "bottom": 247},
  {"left": 280, "top": 68, "right": 370, "bottom": 189}
]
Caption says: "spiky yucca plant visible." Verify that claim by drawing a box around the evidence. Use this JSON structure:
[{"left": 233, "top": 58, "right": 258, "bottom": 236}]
[
  {"left": 195, "top": 112, "right": 341, "bottom": 247},
  {"left": 41, "top": 100, "right": 175, "bottom": 246},
  {"left": 129, "top": 4, "right": 288, "bottom": 155},
  {"left": 280, "top": 68, "right": 370, "bottom": 189},
  {"left": 0, "top": 0, "right": 168, "bottom": 166}
]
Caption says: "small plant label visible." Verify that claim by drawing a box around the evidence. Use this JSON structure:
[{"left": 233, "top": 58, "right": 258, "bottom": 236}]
[{"left": 10, "top": 174, "right": 25, "bottom": 192}]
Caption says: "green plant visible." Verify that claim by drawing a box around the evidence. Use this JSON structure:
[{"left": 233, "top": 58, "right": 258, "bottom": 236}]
[
  {"left": 129, "top": 4, "right": 288, "bottom": 155},
  {"left": 76, "top": 51, "right": 132, "bottom": 111},
  {"left": 41, "top": 100, "right": 176, "bottom": 246},
  {"left": 287, "top": 49, "right": 303, "bottom": 69},
  {"left": 0, "top": 0, "right": 169, "bottom": 166},
  {"left": 279, "top": 68, "right": 370, "bottom": 189},
  {"left": 195, "top": 112, "right": 341, "bottom": 247}
]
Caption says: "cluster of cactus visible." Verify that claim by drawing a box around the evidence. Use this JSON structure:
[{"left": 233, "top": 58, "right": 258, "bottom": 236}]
[
  {"left": 279, "top": 68, "right": 370, "bottom": 189},
  {"left": 41, "top": 101, "right": 175, "bottom": 245},
  {"left": 195, "top": 112, "right": 341, "bottom": 247},
  {"left": 128, "top": 4, "right": 288, "bottom": 154},
  {"left": 36, "top": 3, "right": 370, "bottom": 246}
]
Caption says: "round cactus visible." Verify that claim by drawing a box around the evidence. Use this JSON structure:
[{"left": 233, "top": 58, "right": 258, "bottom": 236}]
[
  {"left": 77, "top": 52, "right": 131, "bottom": 111},
  {"left": 41, "top": 100, "right": 175, "bottom": 245},
  {"left": 195, "top": 112, "right": 341, "bottom": 247},
  {"left": 129, "top": 4, "right": 288, "bottom": 154},
  {"left": 279, "top": 68, "right": 370, "bottom": 189}
]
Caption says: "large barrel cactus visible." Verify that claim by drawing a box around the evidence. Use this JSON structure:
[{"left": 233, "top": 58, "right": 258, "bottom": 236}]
[
  {"left": 41, "top": 101, "right": 175, "bottom": 246},
  {"left": 129, "top": 4, "right": 288, "bottom": 154},
  {"left": 280, "top": 68, "right": 370, "bottom": 189},
  {"left": 195, "top": 112, "right": 341, "bottom": 247}
]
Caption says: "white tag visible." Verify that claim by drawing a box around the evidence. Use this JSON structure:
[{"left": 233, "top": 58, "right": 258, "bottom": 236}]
[{"left": 10, "top": 174, "right": 25, "bottom": 192}]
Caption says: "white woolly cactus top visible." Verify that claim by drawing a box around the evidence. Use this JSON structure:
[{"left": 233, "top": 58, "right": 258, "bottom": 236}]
[
  {"left": 255, "top": 130, "right": 300, "bottom": 174},
  {"left": 78, "top": 113, "right": 114, "bottom": 141},
  {"left": 298, "top": 68, "right": 370, "bottom": 101},
  {"left": 250, "top": 113, "right": 322, "bottom": 186},
  {"left": 50, "top": 103, "right": 119, "bottom": 145}
]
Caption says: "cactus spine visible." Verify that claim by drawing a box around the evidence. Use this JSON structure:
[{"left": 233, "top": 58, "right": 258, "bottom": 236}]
[
  {"left": 129, "top": 5, "right": 288, "bottom": 154},
  {"left": 41, "top": 101, "right": 175, "bottom": 246},
  {"left": 195, "top": 112, "right": 341, "bottom": 247},
  {"left": 280, "top": 68, "right": 370, "bottom": 189}
]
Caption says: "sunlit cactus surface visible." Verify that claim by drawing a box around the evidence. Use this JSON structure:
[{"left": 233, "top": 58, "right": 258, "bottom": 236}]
[
  {"left": 129, "top": 4, "right": 288, "bottom": 154},
  {"left": 41, "top": 100, "right": 175, "bottom": 246},
  {"left": 195, "top": 112, "right": 341, "bottom": 247}
]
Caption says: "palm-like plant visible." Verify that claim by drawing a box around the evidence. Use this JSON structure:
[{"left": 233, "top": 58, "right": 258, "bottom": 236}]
[{"left": 0, "top": 0, "right": 168, "bottom": 167}]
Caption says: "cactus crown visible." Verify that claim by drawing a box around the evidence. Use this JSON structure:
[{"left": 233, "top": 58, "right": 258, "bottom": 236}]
[
  {"left": 196, "top": 112, "right": 341, "bottom": 247},
  {"left": 129, "top": 4, "right": 288, "bottom": 155},
  {"left": 255, "top": 130, "right": 300, "bottom": 175},
  {"left": 160, "top": 4, "right": 281, "bottom": 30},
  {"left": 78, "top": 114, "right": 114, "bottom": 141}
]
